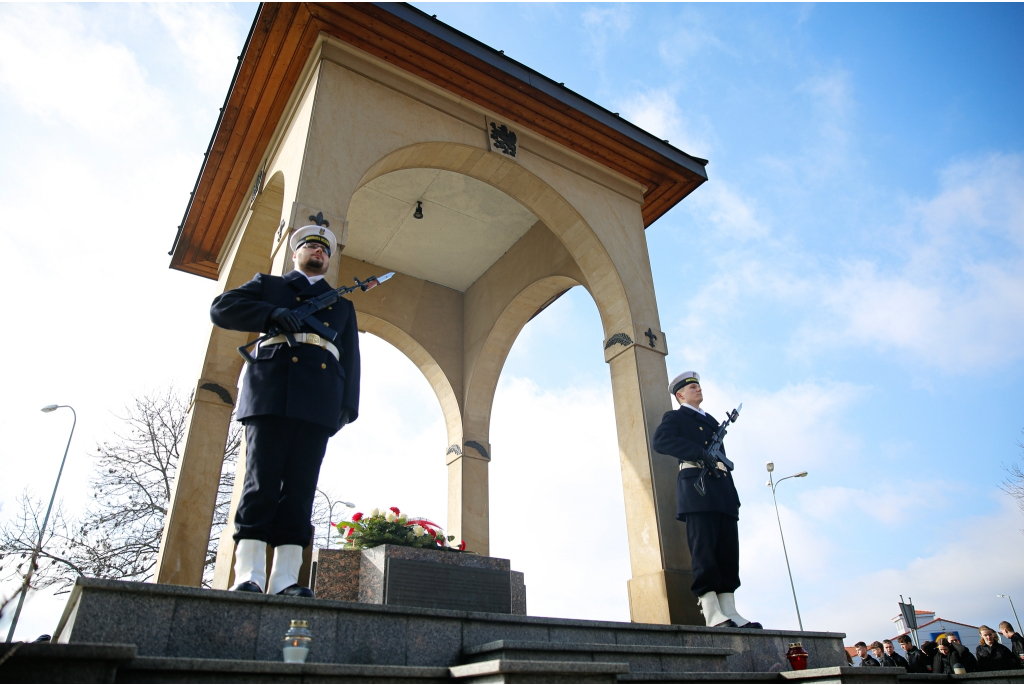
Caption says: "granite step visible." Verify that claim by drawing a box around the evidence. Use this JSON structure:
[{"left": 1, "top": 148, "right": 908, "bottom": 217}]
[
  {"left": 461, "top": 639, "right": 733, "bottom": 674},
  {"left": 450, "top": 658, "right": 630, "bottom": 684},
  {"left": 117, "top": 656, "right": 450, "bottom": 683},
  {"left": 619, "top": 672, "right": 781, "bottom": 683}
]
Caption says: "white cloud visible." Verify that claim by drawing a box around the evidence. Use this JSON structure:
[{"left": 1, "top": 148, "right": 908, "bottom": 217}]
[
  {"left": 154, "top": 4, "right": 245, "bottom": 96},
  {"left": 657, "top": 13, "right": 726, "bottom": 69},
  {"left": 617, "top": 88, "right": 712, "bottom": 159},
  {"left": 807, "top": 154, "right": 1024, "bottom": 370},
  {"left": 0, "top": 4, "right": 173, "bottom": 143},
  {"left": 675, "top": 153, "right": 1024, "bottom": 373},
  {"left": 581, "top": 5, "right": 631, "bottom": 60},
  {"left": 489, "top": 375, "right": 631, "bottom": 622}
]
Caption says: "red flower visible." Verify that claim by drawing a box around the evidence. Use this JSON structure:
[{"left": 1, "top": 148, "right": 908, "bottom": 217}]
[
  {"left": 389, "top": 506, "right": 401, "bottom": 515},
  {"left": 458, "top": 540, "right": 466, "bottom": 551},
  {"left": 351, "top": 512, "right": 363, "bottom": 521}
]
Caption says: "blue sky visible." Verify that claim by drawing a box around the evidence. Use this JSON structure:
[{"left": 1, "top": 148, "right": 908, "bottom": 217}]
[{"left": 1, "top": 3, "right": 1022, "bottom": 645}]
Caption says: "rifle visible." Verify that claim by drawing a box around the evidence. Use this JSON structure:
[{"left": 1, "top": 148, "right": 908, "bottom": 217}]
[
  {"left": 694, "top": 403, "right": 742, "bottom": 496},
  {"left": 237, "top": 272, "right": 395, "bottom": 364}
]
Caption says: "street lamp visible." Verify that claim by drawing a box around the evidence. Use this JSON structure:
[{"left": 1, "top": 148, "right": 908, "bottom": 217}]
[
  {"left": 766, "top": 461, "right": 808, "bottom": 632},
  {"left": 325, "top": 500, "right": 355, "bottom": 549},
  {"left": 5, "top": 404, "right": 76, "bottom": 643},
  {"left": 997, "top": 594, "right": 1021, "bottom": 634}
]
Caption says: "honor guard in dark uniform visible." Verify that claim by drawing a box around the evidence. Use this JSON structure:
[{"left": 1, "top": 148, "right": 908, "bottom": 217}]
[
  {"left": 210, "top": 224, "right": 360, "bottom": 597},
  {"left": 652, "top": 371, "right": 760, "bottom": 629}
]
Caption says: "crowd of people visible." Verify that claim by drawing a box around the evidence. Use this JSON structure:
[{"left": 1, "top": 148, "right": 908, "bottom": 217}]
[{"left": 849, "top": 622, "right": 1024, "bottom": 673}]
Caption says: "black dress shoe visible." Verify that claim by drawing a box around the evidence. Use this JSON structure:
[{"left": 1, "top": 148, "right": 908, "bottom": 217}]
[
  {"left": 276, "top": 584, "right": 314, "bottom": 598},
  {"left": 230, "top": 581, "right": 263, "bottom": 593},
  {"left": 739, "top": 622, "right": 763, "bottom": 629},
  {"left": 713, "top": 619, "right": 739, "bottom": 628}
]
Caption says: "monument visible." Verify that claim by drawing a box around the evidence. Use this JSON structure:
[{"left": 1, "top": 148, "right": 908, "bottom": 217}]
[
  {"left": 19, "top": 5, "right": 885, "bottom": 682},
  {"left": 155, "top": 1, "right": 710, "bottom": 626}
]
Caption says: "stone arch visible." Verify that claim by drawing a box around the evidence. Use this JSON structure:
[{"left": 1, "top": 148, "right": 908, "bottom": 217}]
[
  {"left": 154, "top": 170, "right": 287, "bottom": 587},
  {"left": 355, "top": 143, "right": 633, "bottom": 337},
  {"left": 462, "top": 275, "right": 580, "bottom": 444},
  {"left": 356, "top": 312, "right": 463, "bottom": 448}
]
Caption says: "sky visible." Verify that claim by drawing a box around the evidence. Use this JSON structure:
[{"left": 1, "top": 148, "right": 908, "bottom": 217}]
[{"left": 1, "top": 2, "right": 1023, "bottom": 647}]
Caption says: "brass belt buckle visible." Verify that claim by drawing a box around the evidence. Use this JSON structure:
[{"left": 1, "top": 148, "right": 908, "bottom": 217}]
[{"left": 306, "top": 333, "right": 322, "bottom": 346}]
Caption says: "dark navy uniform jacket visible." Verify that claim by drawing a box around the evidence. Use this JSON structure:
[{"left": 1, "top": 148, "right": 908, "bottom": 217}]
[
  {"left": 652, "top": 406, "right": 740, "bottom": 521},
  {"left": 210, "top": 270, "right": 360, "bottom": 435}
]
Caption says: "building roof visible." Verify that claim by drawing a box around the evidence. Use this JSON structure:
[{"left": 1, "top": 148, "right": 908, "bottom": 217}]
[{"left": 169, "top": 2, "right": 710, "bottom": 279}]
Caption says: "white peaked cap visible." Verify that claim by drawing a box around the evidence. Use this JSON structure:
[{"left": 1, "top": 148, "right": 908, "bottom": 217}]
[
  {"left": 289, "top": 224, "right": 337, "bottom": 256},
  {"left": 668, "top": 371, "right": 701, "bottom": 396}
]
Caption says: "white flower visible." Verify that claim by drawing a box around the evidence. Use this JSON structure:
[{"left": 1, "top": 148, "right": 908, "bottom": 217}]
[
  {"left": 398, "top": 514, "right": 408, "bottom": 524},
  {"left": 385, "top": 511, "right": 396, "bottom": 522},
  {"left": 370, "top": 507, "right": 380, "bottom": 517},
  {"left": 413, "top": 525, "right": 424, "bottom": 536}
]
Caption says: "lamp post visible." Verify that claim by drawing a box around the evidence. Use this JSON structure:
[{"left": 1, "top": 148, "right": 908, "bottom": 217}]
[
  {"left": 997, "top": 594, "right": 1021, "bottom": 634},
  {"left": 325, "top": 500, "right": 355, "bottom": 549},
  {"left": 766, "top": 461, "right": 808, "bottom": 632},
  {"left": 5, "top": 404, "right": 76, "bottom": 643}
]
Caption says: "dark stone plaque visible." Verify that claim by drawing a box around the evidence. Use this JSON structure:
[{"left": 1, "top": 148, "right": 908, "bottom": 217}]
[{"left": 385, "top": 558, "right": 512, "bottom": 614}]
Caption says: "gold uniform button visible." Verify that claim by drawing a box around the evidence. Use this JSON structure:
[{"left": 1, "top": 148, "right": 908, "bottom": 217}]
[
  {"left": 324, "top": 322, "right": 329, "bottom": 327},
  {"left": 699, "top": 427, "right": 703, "bottom": 431},
  {"left": 328, "top": 306, "right": 333, "bottom": 310},
  {"left": 321, "top": 363, "right": 327, "bottom": 369},
  {"left": 292, "top": 357, "right": 298, "bottom": 363},
  {"left": 296, "top": 297, "right": 301, "bottom": 301}
]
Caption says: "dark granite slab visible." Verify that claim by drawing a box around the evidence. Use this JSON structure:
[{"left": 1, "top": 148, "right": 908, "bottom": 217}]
[
  {"left": 0, "top": 642, "right": 136, "bottom": 684},
  {"left": 54, "top": 578, "right": 850, "bottom": 675},
  {"left": 313, "top": 545, "right": 527, "bottom": 615},
  {"left": 313, "top": 548, "right": 360, "bottom": 602}
]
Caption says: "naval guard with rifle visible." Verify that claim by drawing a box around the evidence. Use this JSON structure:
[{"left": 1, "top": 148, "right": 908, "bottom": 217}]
[
  {"left": 210, "top": 222, "right": 391, "bottom": 597},
  {"left": 652, "top": 371, "right": 761, "bottom": 629}
]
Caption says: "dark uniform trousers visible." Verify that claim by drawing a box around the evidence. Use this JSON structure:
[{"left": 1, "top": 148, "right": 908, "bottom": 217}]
[
  {"left": 235, "top": 416, "right": 331, "bottom": 547},
  {"left": 684, "top": 511, "right": 740, "bottom": 596},
  {"left": 652, "top": 406, "right": 743, "bottom": 597},
  {"left": 210, "top": 270, "right": 361, "bottom": 550}
]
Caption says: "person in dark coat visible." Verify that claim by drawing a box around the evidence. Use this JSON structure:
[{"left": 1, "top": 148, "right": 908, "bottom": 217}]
[
  {"left": 934, "top": 637, "right": 970, "bottom": 674},
  {"left": 854, "top": 642, "right": 880, "bottom": 667},
  {"left": 897, "top": 634, "right": 931, "bottom": 673},
  {"left": 1000, "top": 621, "right": 1024, "bottom": 668},
  {"left": 210, "top": 223, "right": 360, "bottom": 598},
  {"left": 977, "top": 625, "right": 1020, "bottom": 671},
  {"left": 652, "top": 371, "right": 759, "bottom": 629},
  {"left": 948, "top": 634, "right": 978, "bottom": 672},
  {"left": 880, "top": 639, "right": 909, "bottom": 669}
]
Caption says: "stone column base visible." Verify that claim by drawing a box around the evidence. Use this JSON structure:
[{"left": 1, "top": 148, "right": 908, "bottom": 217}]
[{"left": 627, "top": 569, "right": 703, "bottom": 625}]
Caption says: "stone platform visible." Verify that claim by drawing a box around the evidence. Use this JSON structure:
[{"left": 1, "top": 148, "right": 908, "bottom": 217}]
[{"left": 27, "top": 578, "right": 1022, "bottom": 683}]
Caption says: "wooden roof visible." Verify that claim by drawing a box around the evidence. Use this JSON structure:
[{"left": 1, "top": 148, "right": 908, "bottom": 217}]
[{"left": 169, "top": 2, "right": 709, "bottom": 278}]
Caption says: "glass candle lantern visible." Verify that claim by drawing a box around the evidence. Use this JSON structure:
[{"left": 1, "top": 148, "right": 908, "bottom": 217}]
[
  {"left": 282, "top": 619, "right": 312, "bottom": 663},
  {"left": 786, "top": 642, "right": 809, "bottom": 671}
]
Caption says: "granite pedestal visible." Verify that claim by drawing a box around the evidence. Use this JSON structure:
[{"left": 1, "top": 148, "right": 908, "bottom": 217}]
[
  {"left": 312, "top": 545, "right": 527, "bottom": 615},
  {"left": 32, "top": 581, "right": 1024, "bottom": 682}
]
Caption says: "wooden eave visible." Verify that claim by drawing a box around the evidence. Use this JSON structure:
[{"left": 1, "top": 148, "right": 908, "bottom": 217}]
[{"left": 170, "top": 2, "right": 709, "bottom": 279}]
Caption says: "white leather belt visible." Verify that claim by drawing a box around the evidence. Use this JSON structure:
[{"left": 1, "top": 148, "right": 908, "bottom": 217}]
[
  {"left": 261, "top": 333, "right": 339, "bottom": 362},
  {"left": 680, "top": 460, "right": 728, "bottom": 472}
]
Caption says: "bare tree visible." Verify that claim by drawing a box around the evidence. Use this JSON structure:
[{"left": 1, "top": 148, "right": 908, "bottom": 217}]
[
  {"left": 0, "top": 388, "right": 240, "bottom": 594},
  {"left": 1003, "top": 429, "right": 1024, "bottom": 535},
  {"left": 312, "top": 487, "right": 351, "bottom": 550}
]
